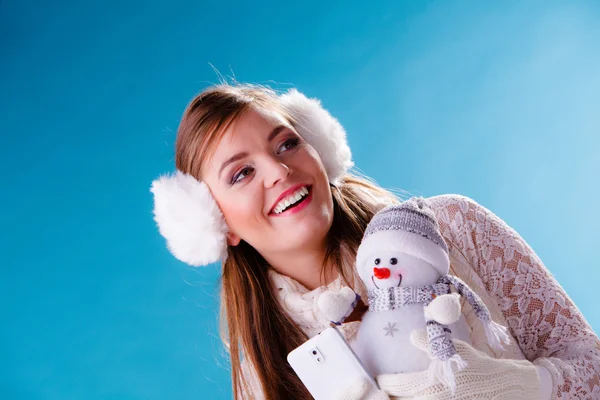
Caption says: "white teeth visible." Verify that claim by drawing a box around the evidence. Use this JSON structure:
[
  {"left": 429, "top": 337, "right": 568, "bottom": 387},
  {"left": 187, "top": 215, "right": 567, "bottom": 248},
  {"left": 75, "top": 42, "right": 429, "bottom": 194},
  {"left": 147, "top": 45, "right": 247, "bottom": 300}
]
[{"left": 273, "top": 186, "right": 310, "bottom": 214}]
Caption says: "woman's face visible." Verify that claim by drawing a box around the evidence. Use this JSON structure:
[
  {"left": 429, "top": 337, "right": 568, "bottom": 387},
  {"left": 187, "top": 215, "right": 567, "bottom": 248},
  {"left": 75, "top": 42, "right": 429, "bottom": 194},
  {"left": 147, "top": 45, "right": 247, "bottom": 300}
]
[{"left": 202, "top": 108, "right": 334, "bottom": 259}]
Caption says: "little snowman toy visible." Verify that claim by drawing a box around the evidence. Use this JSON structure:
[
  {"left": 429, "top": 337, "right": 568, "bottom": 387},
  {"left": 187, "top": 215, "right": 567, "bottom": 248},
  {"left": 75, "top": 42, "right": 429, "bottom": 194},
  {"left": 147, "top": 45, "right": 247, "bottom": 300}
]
[{"left": 319, "top": 197, "right": 510, "bottom": 392}]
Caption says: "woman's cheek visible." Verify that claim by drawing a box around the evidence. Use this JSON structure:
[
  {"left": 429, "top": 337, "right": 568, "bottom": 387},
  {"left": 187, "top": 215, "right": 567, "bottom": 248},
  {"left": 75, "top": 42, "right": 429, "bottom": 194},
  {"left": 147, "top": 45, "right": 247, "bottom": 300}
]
[{"left": 221, "top": 192, "right": 260, "bottom": 231}]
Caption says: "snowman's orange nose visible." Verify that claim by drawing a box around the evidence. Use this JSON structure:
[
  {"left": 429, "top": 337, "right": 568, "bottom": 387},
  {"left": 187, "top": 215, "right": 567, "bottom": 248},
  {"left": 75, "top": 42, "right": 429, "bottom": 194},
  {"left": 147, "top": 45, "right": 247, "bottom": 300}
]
[{"left": 373, "top": 267, "right": 391, "bottom": 279}]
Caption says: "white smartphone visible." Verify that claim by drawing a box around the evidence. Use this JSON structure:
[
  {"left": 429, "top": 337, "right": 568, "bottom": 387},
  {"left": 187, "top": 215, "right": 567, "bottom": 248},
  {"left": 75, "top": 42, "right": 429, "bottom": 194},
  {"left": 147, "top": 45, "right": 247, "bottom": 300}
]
[{"left": 287, "top": 326, "right": 380, "bottom": 400}]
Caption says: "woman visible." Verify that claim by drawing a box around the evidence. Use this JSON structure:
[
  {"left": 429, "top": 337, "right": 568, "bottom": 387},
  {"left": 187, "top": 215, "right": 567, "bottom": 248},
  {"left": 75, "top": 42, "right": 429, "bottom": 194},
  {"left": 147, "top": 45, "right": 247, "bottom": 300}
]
[{"left": 151, "top": 84, "right": 600, "bottom": 399}]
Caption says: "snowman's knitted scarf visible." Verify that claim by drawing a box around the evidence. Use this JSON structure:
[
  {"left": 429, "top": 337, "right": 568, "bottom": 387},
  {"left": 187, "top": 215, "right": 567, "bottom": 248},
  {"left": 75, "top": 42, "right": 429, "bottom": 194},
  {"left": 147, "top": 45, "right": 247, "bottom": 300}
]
[{"left": 367, "top": 274, "right": 509, "bottom": 363}]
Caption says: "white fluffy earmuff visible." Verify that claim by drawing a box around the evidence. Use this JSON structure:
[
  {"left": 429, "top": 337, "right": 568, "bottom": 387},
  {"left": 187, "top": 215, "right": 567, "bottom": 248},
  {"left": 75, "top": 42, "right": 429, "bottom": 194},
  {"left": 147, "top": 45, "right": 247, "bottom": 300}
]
[{"left": 150, "top": 88, "right": 353, "bottom": 266}]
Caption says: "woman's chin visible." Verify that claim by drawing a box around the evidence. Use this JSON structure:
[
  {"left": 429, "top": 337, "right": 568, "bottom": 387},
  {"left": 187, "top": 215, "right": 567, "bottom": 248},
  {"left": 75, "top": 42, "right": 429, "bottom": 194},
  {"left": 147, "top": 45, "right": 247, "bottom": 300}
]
[{"left": 275, "top": 221, "right": 330, "bottom": 251}]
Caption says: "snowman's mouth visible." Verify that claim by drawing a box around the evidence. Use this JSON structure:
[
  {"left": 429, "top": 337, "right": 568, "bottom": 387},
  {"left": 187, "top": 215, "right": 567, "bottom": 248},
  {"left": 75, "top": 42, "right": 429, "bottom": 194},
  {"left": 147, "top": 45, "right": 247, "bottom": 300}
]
[{"left": 371, "top": 274, "right": 402, "bottom": 289}]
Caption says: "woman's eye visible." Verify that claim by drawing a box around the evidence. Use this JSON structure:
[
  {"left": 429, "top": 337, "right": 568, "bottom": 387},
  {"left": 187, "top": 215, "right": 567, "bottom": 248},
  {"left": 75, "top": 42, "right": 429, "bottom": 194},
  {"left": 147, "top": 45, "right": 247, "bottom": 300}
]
[
  {"left": 390, "top": 258, "right": 397, "bottom": 265},
  {"left": 277, "top": 138, "right": 299, "bottom": 154},
  {"left": 231, "top": 166, "right": 254, "bottom": 184}
]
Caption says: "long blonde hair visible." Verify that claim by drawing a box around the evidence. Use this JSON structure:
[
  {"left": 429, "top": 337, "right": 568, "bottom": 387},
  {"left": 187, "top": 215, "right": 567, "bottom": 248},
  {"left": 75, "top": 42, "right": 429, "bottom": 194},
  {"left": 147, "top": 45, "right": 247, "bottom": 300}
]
[{"left": 175, "top": 84, "right": 400, "bottom": 399}]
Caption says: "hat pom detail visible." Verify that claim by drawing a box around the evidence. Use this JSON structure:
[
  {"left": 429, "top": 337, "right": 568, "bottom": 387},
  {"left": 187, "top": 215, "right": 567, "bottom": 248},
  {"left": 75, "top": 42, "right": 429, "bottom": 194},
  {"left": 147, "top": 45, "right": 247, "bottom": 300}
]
[
  {"left": 150, "top": 171, "right": 228, "bottom": 266},
  {"left": 279, "top": 89, "right": 353, "bottom": 186}
]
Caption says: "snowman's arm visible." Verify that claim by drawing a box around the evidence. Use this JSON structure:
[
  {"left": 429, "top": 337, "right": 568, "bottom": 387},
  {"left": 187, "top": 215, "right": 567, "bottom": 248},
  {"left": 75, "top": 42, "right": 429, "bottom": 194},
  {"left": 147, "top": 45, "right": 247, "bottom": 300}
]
[
  {"left": 317, "top": 287, "right": 360, "bottom": 325},
  {"left": 423, "top": 293, "right": 461, "bottom": 325}
]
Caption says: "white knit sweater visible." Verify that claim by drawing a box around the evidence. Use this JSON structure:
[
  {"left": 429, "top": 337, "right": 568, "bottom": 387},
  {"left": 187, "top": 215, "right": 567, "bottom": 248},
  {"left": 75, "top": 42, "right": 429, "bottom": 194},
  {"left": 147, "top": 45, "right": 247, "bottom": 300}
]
[{"left": 239, "top": 194, "right": 600, "bottom": 399}]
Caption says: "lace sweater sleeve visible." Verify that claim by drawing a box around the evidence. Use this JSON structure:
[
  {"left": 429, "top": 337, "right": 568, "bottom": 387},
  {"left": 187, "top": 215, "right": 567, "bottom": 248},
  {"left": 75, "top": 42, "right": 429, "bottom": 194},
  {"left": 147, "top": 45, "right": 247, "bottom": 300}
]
[{"left": 427, "top": 194, "right": 600, "bottom": 399}]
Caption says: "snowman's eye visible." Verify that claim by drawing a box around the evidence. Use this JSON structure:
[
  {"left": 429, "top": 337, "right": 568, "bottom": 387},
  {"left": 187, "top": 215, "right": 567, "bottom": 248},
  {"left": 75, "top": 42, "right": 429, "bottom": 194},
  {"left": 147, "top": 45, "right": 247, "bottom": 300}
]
[
  {"left": 390, "top": 258, "right": 398, "bottom": 265},
  {"left": 374, "top": 258, "right": 380, "bottom": 265}
]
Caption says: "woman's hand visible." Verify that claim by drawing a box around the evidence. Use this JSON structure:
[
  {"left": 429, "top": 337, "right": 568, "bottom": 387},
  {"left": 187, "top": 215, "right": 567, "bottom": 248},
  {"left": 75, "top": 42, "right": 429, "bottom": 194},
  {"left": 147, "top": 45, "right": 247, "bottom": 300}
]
[
  {"left": 376, "top": 330, "right": 542, "bottom": 399},
  {"left": 334, "top": 377, "right": 390, "bottom": 400}
]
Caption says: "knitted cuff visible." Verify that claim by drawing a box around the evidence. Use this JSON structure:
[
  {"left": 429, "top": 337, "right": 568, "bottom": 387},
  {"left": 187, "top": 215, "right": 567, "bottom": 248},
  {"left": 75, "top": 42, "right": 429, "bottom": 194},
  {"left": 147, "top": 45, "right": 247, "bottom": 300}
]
[
  {"left": 513, "top": 359, "right": 543, "bottom": 399},
  {"left": 535, "top": 365, "right": 553, "bottom": 400},
  {"left": 533, "top": 357, "right": 564, "bottom": 400}
]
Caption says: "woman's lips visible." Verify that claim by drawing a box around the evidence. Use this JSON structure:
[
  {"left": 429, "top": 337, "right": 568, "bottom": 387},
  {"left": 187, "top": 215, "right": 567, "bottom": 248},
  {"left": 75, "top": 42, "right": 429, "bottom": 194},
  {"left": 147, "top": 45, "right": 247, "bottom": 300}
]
[
  {"left": 269, "top": 183, "right": 309, "bottom": 213},
  {"left": 269, "top": 186, "right": 312, "bottom": 217}
]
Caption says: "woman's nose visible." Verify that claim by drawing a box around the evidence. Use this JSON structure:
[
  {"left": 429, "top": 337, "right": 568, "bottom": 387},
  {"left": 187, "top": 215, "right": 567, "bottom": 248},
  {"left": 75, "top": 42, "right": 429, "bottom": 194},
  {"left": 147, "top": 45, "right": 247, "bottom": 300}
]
[
  {"left": 264, "top": 157, "right": 291, "bottom": 187},
  {"left": 373, "top": 267, "right": 390, "bottom": 279}
]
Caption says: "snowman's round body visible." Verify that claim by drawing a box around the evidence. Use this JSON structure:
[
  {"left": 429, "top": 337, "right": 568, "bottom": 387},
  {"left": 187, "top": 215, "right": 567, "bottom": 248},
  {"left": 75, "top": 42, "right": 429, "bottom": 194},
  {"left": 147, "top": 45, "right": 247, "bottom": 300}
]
[{"left": 352, "top": 305, "right": 472, "bottom": 376}]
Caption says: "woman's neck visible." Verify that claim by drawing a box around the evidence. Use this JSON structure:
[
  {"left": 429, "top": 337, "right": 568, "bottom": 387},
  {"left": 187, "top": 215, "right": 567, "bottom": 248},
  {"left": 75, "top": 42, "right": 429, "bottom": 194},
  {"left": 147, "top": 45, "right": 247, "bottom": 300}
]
[{"left": 263, "top": 246, "right": 337, "bottom": 291}]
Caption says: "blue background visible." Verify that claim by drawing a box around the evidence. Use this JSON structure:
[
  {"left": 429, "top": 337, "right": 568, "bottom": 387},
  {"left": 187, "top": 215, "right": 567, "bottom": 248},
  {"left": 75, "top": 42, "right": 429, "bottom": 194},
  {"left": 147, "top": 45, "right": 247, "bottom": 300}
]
[{"left": 2, "top": 1, "right": 599, "bottom": 398}]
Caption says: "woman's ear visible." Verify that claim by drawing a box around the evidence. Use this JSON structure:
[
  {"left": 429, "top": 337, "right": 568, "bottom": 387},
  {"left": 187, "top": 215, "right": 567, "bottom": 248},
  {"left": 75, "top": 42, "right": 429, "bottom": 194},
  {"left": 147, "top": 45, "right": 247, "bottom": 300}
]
[{"left": 226, "top": 231, "right": 241, "bottom": 246}]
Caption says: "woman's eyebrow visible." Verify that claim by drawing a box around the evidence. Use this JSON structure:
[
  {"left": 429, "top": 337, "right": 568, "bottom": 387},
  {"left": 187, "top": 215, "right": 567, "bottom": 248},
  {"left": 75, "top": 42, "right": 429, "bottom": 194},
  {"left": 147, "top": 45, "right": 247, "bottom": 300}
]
[
  {"left": 218, "top": 152, "right": 248, "bottom": 179},
  {"left": 218, "top": 125, "right": 287, "bottom": 179},
  {"left": 267, "top": 125, "right": 286, "bottom": 142}
]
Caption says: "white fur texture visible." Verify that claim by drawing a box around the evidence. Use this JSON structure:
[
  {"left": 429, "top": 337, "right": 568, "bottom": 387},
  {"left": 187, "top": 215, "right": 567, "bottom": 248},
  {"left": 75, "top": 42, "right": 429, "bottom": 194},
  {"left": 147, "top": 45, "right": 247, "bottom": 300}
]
[
  {"left": 150, "top": 171, "right": 229, "bottom": 266},
  {"left": 279, "top": 89, "right": 353, "bottom": 186},
  {"left": 150, "top": 88, "right": 353, "bottom": 266}
]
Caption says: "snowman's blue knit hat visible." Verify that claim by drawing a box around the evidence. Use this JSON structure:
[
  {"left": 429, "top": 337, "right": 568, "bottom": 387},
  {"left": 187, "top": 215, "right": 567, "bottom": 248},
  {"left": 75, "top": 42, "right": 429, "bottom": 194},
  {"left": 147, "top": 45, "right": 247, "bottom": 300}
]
[
  {"left": 359, "top": 196, "right": 450, "bottom": 275},
  {"left": 364, "top": 197, "right": 448, "bottom": 253}
]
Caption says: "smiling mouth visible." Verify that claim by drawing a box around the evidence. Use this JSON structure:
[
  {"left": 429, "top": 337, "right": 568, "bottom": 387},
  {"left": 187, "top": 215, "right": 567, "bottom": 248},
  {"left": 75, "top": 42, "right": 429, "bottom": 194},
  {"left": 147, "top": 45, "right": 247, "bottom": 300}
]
[
  {"left": 269, "top": 186, "right": 312, "bottom": 215},
  {"left": 371, "top": 274, "right": 403, "bottom": 289}
]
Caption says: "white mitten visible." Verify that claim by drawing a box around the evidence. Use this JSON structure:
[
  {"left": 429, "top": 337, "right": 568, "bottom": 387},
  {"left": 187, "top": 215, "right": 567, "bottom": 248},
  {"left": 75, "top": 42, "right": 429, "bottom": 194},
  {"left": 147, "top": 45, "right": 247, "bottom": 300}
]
[
  {"left": 376, "top": 330, "right": 542, "bottom": 400},
  {"left": 317, "top": 287, "right": 357, "bottom": 324},
  {"left": 423, "top": 293, "right": 461, "bottom": 325},
  {"left": 334, "top": 377, "right": 390, "bottom": 400}
]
